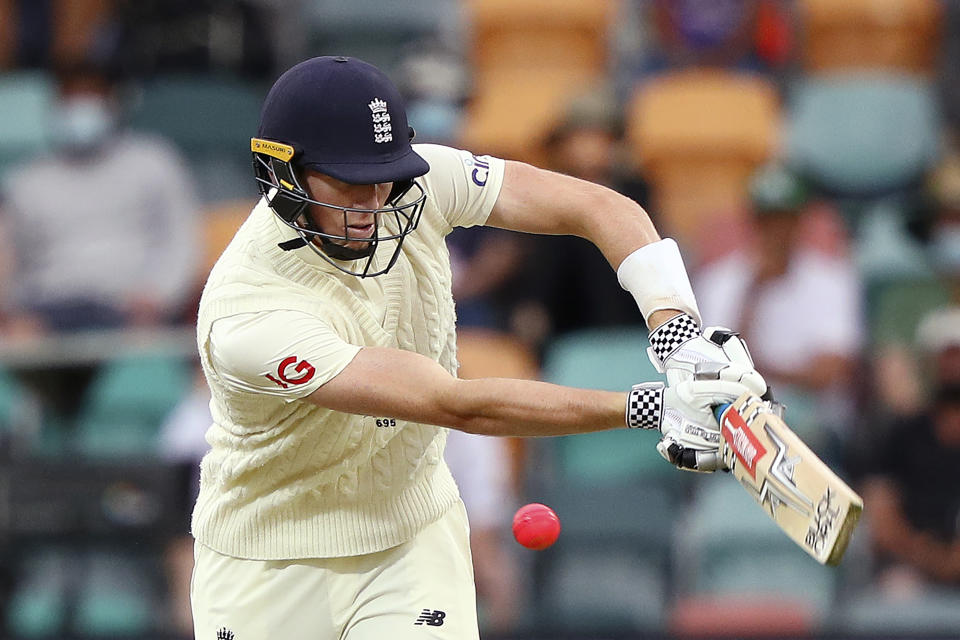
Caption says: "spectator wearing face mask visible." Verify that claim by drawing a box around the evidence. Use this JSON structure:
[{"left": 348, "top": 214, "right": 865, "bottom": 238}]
[
  {"left": 872, "top": 153, "right": 960, "bottom": 415},
  {"left": 0, "top": 59, "right": 200, "bottom": 335}
]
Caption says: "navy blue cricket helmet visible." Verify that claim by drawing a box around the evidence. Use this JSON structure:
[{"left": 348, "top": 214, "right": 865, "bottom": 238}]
[{"left": 251, "top": 56, "right": 430, "bottom": 277}]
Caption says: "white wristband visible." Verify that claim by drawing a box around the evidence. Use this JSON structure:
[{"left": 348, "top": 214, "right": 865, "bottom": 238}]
[{"left": 616, "top": 239, "right": 701, "bottom": 325}]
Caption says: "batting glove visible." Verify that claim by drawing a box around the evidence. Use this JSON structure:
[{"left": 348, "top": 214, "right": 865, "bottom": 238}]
[
  {"left": 647, "top": 313, "right": 767, "bottom": 396},
  {"left": 626, "top": 363, "right": 755, "bottom": 472}
]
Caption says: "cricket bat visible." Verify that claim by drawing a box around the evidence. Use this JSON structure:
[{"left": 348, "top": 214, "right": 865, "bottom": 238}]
[{"left": 713, "top": 392, "right": 863, "bottom": 566}]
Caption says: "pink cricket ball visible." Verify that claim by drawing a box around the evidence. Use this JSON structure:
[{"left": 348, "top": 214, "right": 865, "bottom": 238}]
[{"left": 512, "top": 502, "right": 561, "bottom": 550}]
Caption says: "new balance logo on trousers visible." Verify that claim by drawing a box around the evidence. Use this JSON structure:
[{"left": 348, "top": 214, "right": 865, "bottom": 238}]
[{"left": 414, "top": 609, "right": 446, "bottom": 626}]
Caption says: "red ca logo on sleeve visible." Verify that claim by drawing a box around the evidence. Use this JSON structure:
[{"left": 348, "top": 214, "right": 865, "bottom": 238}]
[{"left": 265, "top": 356, "right": 316, "bottom": 389}]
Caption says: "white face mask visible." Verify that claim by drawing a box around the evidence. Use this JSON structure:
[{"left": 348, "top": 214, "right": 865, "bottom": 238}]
[{"left": 51, "top": 96, "right": 115, "bottom": 152}]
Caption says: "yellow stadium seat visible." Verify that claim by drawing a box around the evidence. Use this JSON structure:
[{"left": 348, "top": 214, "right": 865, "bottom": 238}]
[
  {"left": 459, "top": 68, "right": 597, "bottom": 162},
  {"left": 0, "top": 0, "right": 16, "bottom": 69},
  {"left": 460, "top": 0, "right": 615, "bottom": 161},
  {"left": 202, "top": 200, "right": 252, "bottom": 277},
  {"left": 626, "top": 70, "right": 780, "bottom": 244},
  {"left": 51, "top": 0, "right": 113, "bottom": 65},
  {"left": 466, "top": 0, "right": 614, "bottom": 77},
  {"left": 800, "top": 0, "right": 942, "bottom": 75}
]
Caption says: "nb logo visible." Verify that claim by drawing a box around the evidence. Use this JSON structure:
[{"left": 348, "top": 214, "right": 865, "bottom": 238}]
[
  {"left": 216, "top": 628, "right": 234, "bottom": 640},
  {"left": 414, "top": 609, "right": 446, "bottom": 627}
]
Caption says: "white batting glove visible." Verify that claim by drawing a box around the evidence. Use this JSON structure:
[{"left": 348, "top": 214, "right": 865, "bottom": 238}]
[
  {"left": 626, "top": 364, "right": 755, "bottom": 472},
  {"left": 647, "top": 313, "right": 767, "bottom": 396}
]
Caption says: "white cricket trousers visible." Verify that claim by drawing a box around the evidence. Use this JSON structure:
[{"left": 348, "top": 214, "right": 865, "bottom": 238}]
[{"left": 191, "top": 502, "right": 480, "bottom": 640}]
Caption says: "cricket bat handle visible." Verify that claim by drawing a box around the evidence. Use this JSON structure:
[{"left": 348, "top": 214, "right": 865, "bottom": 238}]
[{"left": 713, "top": 404, "right": 730, "bottom": 422}]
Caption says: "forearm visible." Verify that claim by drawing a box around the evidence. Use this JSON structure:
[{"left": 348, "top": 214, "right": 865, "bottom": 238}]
[
  {"left": 308, "top": 346, "right": 628, "bottom": 437},
  {"left": 442, "top": 377, "right": 626, "bottom": 437}
]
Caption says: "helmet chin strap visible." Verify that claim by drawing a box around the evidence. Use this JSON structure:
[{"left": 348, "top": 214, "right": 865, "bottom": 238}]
[
  {"left": 278, "top": 208, "right": 377, "bottom": 261},
  {"left": 318, "top": 237, "right": 375, "bottom": 260}
]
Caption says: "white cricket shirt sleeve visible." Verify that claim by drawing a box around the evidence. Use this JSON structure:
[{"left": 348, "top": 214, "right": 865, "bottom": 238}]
[
  {"left": 208, "top": 309, "right": 361, "bottom": 401},
  {"left": 413, "top": 144, "right": 505, "bottom": 230}
]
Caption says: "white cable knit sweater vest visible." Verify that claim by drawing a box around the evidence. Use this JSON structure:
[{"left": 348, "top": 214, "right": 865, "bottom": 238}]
[{"left": 193, "top": 197, "right": 462, "bottom": 560}]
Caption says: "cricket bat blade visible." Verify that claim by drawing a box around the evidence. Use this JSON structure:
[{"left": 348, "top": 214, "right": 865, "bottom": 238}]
[{"left": 714, "top": 392, "right": 863, "bottom": 566}]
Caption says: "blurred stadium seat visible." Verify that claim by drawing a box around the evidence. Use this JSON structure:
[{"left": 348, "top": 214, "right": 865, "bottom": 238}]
[
  {"left": 836, "top": 586, "right": 960, "bottom": 635},
  {"left": 466, "top": 0, "right": 613, "bottom": 75},
  {"left": 800, "top": 0, "right": 942, "bottom": 75},
  {"left": 530, "top": 327, "right": 679, "bottom": 633},
  {"left": 541, "top": 326, "right": 668, "bottom": 482},
  {"left": 0, "top": 0, "right": 14, "bottom": 68},
  {"left": 672, "top": 478, "right": 838, "bottom": 633},
  {"left": 72, "top": 353, "right": 192, "bottom": 457},
  {"left": 459, "top": 67, "right": 596, "bottom": 164},
  {"left": 460, "top": 0, "right": 615, "bottom": 162},
  {"left": 0, "top": 71, "right": 53, "bottom": 182},
  {"left": 127, "top": 75, "right": 262, "bottom": 203},
  {"left": 627, "top": 70, "right": 780, "bottom": 244},
  {"left": 305, "top": 0, "right": 459, "bottom": 76},
  {"left": 7, "top": 546, "right": 70, "bottom": 638},
  {"left": 202, "top": 199, "right": 252, "bottom": 277},
  {"left": 72, "top": 549, "right": 157, "bottom": 636},
  {"left": 786, "top": 72, "right": 940, "bottom": 198}
]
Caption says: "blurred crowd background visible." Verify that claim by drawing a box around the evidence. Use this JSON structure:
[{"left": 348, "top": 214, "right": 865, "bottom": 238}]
[{"left": 0, "top": 0, "right": 959, "bottom": 638}]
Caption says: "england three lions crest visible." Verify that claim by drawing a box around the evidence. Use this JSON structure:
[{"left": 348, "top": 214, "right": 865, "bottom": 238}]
[{"left": 368, "top": 97, "right": 393, "bottom": 143}]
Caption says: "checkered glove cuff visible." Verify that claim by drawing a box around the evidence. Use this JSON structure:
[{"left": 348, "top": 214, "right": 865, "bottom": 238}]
[
  {"left": 649, "top": 313, "right": 700, "bottom": 364},
  {"left": 626, "top": 382, "right": 665, "bottom": 429}
]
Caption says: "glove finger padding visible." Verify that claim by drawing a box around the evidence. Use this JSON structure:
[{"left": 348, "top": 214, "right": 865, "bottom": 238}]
[
  {"left": 702, "top": 326, "right": 755, "bottom": 368},
  {"left": 656, "top": 436, "right": 724, "bottom": 472},
  {"left": 657, "top": 378, "right": 749, "bottom": 473},
  {"left": 693, "top": 361, "right": 766, "bottom": 398}
]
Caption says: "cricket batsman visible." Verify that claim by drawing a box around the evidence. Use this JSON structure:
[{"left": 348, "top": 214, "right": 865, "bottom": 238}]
[{"left": 190, "top": 56, "right": 766, "bottom": 639}]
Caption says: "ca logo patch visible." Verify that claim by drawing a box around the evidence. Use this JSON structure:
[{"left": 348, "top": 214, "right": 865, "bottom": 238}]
[
  {"left": 469, "top": 155, "right": 490, "bottom": 186},
  {"left": 265, "top": 356, "right": 316, "bottom": 389}
]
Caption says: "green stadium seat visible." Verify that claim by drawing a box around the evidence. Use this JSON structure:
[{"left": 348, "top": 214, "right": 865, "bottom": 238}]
[
  {"left": 677, "top": 479, "right": 837, "bottom": 619},
  {"left": 6, "top": 546, "right": 70, "bottom": 638},
  {"left": 128, "top": 75, "right": 263, "bottom": 154},
  {"left": 72, "top": 353, "right": 192, "bottom": 458},
  {"left": 127, "top": 76, "right": 262, "bottom": 203},
  {"left": 72, "top": 550, "right": 156, "bottom": 636},
  {"left": 836, "top": 586, "right": 960, "bottom": 635},
  {"left": 533, "top": 480, "right": 676, "bottom": 634},
  {"left": 854, "top": 200, "right": 937, "bottom": 284},
  {"left": 539, "top": 545, "right": 668, "bottom": 632},
  {"left": 541, "top": 327, "right": 671, "bottom": 482},
  {"left": 0, "top": 71, "right": 54, "bottom": 181},
  {"left": 532, "top": 327, "right": 680, "bottom": 633},
  {"left": 786, "top": 72, "right": 940, "bottom": 196},
  {"left": 305, "top": 0, "right": 459, "bottom": 75}
]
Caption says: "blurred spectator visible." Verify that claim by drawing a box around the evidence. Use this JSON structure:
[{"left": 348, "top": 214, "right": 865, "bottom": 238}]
[
  {"left": 156, "top": 365, "right": 211, "bottom": 637},
  {"left": 397, "top": 39, "right": 470, "bottom": 146},
  {"left": 511, "top": 89, "right": 651, "bottom": 351},
  {"left": 444, "top": 429, "right": 521, "bottom": 633},
  {"left": 872, "top": 154, "right": 960, "bottom": 414},
  {"left": 0, "top": 59, "right": 200, "bottom": 334},
  {"left": 633, "top": 0, "right": 793, "bottom": 76},
  {"left": 861, "top": 328, "right": 960, "bottom": 592},
  {"left": 939, "top": 0, "right": 960, "bottom": 142},
  {"left": 112, "top": 0, "right": 281, "bottom": 79},
  {"left": 394, "top": 43, "right": 528, "bottom": 332},
  {"left": 695, "top": 163, "right": 865, "bottom": 449},
  {"left": 449, "top": 226, "right": 526, "bottom": 330}
]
